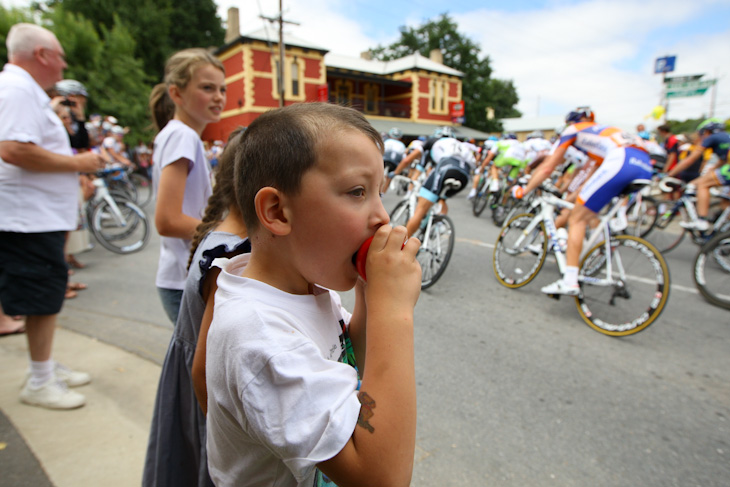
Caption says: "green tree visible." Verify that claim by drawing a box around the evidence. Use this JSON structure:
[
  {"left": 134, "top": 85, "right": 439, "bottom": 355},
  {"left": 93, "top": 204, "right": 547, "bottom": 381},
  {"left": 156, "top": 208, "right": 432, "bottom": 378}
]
[
  {"left": 0, "top": 6, "right": 34, "bottom": 63},
  {"left": 45, "top": 0, "right": 224, "bottom": 80},
  {"left": 368, "top": 13, "right": 520, "bottom": 132}
]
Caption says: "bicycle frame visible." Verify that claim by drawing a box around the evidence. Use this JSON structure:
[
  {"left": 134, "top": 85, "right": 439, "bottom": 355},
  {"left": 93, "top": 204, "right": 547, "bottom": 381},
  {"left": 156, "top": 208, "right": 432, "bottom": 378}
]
[{"left": 512, "top": 192, "right": 630, "bottom": 287}]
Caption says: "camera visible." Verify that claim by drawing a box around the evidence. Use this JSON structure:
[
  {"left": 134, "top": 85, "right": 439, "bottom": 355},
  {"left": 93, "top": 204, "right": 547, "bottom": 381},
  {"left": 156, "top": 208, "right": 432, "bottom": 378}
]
[{"left": 60, "top": 98, "right": 77, "bottom": 107}]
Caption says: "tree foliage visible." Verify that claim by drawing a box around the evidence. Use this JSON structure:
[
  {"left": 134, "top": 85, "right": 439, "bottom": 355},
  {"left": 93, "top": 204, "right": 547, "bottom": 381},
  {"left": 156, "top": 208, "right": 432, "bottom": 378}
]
[
  {"left": 368, "top": 13, "right": 520, "bottom": 132},
  {"left": 47, "top": 0, "right": 224, "bottom": 81}
]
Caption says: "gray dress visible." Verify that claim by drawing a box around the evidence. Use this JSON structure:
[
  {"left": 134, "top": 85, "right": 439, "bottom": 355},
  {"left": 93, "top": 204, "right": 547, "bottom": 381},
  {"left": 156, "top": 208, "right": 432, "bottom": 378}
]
[{"left": 143, "top": 232, "right": 250, "bottom": 487}]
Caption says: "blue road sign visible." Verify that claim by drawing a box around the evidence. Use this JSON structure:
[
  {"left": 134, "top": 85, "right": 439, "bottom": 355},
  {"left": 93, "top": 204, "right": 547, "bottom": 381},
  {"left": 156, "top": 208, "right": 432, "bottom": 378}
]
[{"left": 655, "top": 56, "right": 676, "bottom": 74}]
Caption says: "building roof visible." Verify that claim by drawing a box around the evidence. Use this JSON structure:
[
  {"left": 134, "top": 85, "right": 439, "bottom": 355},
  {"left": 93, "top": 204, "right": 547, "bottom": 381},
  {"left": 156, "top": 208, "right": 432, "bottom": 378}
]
[
  {"left": 221, "top": 28, "right": 330, "bottom": 54},
  {"left": 500, "top": 115, "right": 566, "bottom": 133},
  {"left": 326, "top": 52, "right": 463, "bottom": 77},
  {"left": 366, "top": 118, "right": 491, "bottom": 140}
]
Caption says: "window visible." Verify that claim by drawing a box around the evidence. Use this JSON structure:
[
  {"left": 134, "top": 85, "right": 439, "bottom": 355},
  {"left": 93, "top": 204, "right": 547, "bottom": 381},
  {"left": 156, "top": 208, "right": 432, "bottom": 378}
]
[
  {"left": 291, "top": 58, "right": 299, "bottom": 96},
  {"left": 430, "top": 78, "right": 449, "bottom": 115},
  {"left": 364, "top": 84, "right": 378, "bottom": 113},
  {"left": 271, "top": 56, "right": 305, "bottom": 101},
  {"left": 335, "top": 80, "right": 352, "bottom": 105}
]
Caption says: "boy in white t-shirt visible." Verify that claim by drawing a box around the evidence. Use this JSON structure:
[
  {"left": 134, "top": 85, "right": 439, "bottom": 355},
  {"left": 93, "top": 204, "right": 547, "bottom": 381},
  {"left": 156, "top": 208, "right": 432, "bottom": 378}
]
[{"left": 206, "top": 103, "right": 422, "bottom": 486}]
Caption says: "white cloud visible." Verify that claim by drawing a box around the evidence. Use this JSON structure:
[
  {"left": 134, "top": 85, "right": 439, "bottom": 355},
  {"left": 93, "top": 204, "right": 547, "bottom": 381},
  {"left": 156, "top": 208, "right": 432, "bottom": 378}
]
[{"left": 451, "top": 0, "right": 729, "bottom": 129}]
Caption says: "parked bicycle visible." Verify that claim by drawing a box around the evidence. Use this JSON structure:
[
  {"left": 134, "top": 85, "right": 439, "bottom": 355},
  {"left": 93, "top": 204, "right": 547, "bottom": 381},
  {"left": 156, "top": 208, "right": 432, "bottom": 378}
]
[
  {"left": 388, "top": 174, "right": 456, "bottom": 290},
  {"left": 493, "top": 179, "right": 670, "bottom": 336},
  {"left": 86, "top": 166, "right": 150, "bottom": 254}
]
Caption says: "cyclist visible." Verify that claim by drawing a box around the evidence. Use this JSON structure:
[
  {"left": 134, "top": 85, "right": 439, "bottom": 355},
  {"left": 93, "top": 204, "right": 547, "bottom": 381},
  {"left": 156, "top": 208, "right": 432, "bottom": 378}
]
[
  {"left": 518, "top": 107, "right": 654, "bottom": 295},
  {"left": 383, "top": 127, "right": 407, "bottom": 175},
  {"left": 102, "top": 125, "right": 133, "bottom": 167},
  {"left": 467, "top": 133, "right": 521, "bottom": 199},
  {"left": 383, "top": 126, "right": 453, "bottom": 193},
  {"left": 667, "top": 118, "right": 730, "bottom": 231},
  {"left": 656, "top": 124, "right": 680, "bottom": 172},
  {"left": 400, "top": 130, "right": 475, "bottom": 237}
]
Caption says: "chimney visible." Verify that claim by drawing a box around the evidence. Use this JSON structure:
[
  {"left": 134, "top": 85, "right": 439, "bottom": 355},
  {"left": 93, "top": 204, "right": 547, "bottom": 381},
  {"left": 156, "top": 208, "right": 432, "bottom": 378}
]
[
  {"left": 429, "top": 48, "right": 443, "bottom": 64},
  {"left": 360, "top": 51, "right": 371, "bottom": 61},
  {"left": 225, "top": 7, "right": 240, "bottom": 44}
]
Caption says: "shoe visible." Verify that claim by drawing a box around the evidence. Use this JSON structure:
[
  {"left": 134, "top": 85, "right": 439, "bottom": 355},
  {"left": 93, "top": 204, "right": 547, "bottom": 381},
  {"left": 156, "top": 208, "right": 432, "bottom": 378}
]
[
  {"left": 680, "top": 219, "right": 710, "bottom": 231},
  {"left": 527, "top": 243, "right": 544, "bottom": 254},
  {"left": 489, "top": 180, "right": 500, "bottom": 192},
  {"left": 20, "top": 377, "right": 85, "bottom": 410},
  {"left": 26, "top": 362, "right": 91, "bottom": 388},
  {"left": 466, "top": 188, "right": 477, "bottom": 200},
  {"left": 541, "top": 279, "right": 580, "bottom": 296},
  {"left": 54, "top": 362, "right": 91, "bottom": 387}
]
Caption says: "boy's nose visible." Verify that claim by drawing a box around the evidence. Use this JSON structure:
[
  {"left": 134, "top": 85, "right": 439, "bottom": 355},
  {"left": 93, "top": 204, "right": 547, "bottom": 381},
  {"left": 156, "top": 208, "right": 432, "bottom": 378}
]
[{"left": 372, "top": 198, "right": 390, "bottom": 227}]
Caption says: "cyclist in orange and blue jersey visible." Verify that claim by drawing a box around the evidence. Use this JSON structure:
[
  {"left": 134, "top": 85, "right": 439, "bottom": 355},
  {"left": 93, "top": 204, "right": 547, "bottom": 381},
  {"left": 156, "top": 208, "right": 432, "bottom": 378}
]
[
  {"left": 518, "top": 107, "right": 654, "bottom": 295},
  {"left": 666, "top": 118, "right": 730, "bottom": 232}
]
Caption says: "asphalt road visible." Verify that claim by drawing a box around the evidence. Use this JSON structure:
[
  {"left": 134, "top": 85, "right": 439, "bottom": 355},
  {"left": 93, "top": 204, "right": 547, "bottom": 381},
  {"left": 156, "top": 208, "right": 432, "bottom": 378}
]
[{"left": 60, "top": 191, "right": 729, "bottom": 487}]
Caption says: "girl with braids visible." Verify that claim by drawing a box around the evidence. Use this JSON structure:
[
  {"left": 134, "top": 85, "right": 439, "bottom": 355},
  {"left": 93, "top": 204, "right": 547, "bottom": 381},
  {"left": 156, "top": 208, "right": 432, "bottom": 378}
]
[
  {"left": 143, "top": 129, "right": 249, "bottom": 487},
  {"left": 150, "top": 48, "right": 226, "bottom": 324}
]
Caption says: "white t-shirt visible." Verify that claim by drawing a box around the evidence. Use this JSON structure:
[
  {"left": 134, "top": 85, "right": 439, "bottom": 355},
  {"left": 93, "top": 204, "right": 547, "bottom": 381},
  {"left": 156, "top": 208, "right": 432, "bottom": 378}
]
[
  {"left": 152, "top": 119, "right": 212, "bottom": 289},
  {"left": 206, "top": 254, "right": 361, "bottom": 487},
  {"left": 0, "top": 64, "right": 77, "bottom": 232}
]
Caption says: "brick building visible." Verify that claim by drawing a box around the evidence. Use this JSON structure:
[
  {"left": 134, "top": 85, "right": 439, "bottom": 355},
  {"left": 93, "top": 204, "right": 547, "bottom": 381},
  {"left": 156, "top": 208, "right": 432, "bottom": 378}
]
[{"left": 203, "top": 8, "right": 490, "bottom": 142}]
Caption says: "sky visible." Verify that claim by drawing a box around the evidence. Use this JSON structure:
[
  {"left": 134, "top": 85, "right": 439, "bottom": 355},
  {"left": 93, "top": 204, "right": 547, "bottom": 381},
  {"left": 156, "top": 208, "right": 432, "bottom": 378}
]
[
  {"left": 215, "top": 0, "right": 730, "bottom": 131},
  {"left": 5, "top": 0, "right": 730, "bottom": 131}
]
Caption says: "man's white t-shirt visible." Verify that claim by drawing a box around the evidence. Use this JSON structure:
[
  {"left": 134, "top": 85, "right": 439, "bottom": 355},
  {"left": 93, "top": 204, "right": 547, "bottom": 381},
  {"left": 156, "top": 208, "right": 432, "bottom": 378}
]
[
  {"left": 152, "top": 119, "right": 212, "bottom": 290},
  {"left": 0, "top": 64, "right": 77, "bottom": 232},
  {"left": 206, "top": 254, "right": 361, "bottom": 487}
]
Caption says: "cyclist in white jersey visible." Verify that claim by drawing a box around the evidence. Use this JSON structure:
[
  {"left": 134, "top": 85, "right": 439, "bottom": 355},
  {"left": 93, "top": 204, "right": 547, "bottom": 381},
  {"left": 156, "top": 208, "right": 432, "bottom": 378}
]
[
  {"left": 382, "top": 127, "right": 406, "bottom": 173},
  {"left": 397, "top": 130, "right": 476, "bottom": 236}
]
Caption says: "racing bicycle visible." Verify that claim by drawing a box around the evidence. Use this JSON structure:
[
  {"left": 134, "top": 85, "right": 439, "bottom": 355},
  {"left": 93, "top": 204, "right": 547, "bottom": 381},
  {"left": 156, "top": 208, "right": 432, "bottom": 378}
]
[
  {"left": 692, "top": 228, "right": 730, "bottom": 310},
  {"left": 389, "top": 174, "right": 456, "bottom": 290},
  {"left": 493, "top": 179, "right": 670, "bottom": 336}
]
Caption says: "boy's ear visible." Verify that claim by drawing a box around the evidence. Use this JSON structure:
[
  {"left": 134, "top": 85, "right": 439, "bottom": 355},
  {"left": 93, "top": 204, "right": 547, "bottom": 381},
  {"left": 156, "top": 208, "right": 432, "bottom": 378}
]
[{"left": 254, "top": 187, "right": 291, "bottom": 236}]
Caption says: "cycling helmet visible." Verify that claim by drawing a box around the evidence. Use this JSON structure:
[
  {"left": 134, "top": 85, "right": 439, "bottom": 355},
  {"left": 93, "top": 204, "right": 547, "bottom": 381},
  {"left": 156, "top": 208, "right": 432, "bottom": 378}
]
[
  {"left": 417, "top": 135, "right": 427, "bottom": 141},
  {"left": 55, "top": 79, "right": 88, "bottom": 97},
  {"left": 565, "top": 106, "right": 595, "bottom": 124},
  {"left": 488, "top": 135, "right": 498, "bottom": 141},
  {"left": 388, "top": 127, "right": 403, "bottom": 140},
  {"left": 433, "top": 126, "right": 454, "bottom": 138},
  {"left": 697, "top": 118, "right": 724, "bottom": 135},
  {"left": 527, "top": 130, "right": 544, "bottom": 139},
  {"left": 503, "top": 132, "right": 517, "bottom": 140}
]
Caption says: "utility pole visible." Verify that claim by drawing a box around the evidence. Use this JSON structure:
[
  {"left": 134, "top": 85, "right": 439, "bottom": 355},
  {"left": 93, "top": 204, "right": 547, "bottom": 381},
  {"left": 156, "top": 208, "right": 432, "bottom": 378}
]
[{"left": 261, "top": 1, "right": 299, "bottom": 108}]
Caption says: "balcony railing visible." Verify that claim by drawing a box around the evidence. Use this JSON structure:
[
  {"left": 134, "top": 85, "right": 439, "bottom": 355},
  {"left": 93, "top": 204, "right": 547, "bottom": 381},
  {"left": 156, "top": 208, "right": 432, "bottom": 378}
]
[{"left": 330, "top": 97, "right": 411, "bottom": 119}]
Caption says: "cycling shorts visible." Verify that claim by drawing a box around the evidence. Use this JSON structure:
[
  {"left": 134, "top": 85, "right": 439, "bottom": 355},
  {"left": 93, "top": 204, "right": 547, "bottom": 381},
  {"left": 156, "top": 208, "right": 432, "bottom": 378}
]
[
  {"left": 383, "top": 158, "right": 398, "bottom": 172},
  {"left": 578, "top": 147, "right": 653, "bottom": 213},
  {"left": 419, "top": 157, "right": 471, "bottom": 203},
  {"left": 494, "top": 155, "right": 526, "bottom": 180},
  {"left": 714, "top": 163, "right": 730, "bottom": 185}
]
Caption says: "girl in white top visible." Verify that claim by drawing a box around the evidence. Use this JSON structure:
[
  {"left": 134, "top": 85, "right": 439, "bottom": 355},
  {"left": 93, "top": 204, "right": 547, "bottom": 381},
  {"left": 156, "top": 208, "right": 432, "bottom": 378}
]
[{"left": 149, "top": 48, "right": 227, "bottom": 323}]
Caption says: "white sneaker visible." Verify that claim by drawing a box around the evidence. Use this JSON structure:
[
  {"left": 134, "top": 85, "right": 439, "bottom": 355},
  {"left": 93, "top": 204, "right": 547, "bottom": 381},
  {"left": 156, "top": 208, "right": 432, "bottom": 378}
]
[
  {"left": 541, "top": 279, "right": 580, "bottom": 296},
  {"left": 466, "top": 188, "right": 477, "bottom": 200},
  {"left": 54, "top": 363, "right": 91, "bottom": 387},
  {"left": 26, "top": 362, "right": 91, "bottom": 388},
  {"left": 20, "top": 377, "right": 86, "bottom": 410},
  {"left": 680, "top": 219, "right": 710, "bottom": 231}
]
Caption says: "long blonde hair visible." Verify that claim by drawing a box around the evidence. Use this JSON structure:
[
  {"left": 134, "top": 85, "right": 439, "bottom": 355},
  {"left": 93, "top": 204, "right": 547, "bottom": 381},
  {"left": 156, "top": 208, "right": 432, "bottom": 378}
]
[{"left": 149, "top": 48, "right": 225, "bottom": 132}]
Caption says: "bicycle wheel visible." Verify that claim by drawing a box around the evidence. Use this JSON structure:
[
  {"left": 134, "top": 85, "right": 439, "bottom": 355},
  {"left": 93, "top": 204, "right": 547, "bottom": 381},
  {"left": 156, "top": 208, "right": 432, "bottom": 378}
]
[
  {"left": 625, "top": 195, "right": 658, "bottom": 238},
  {"left": 493, "top": 193, "right": 516, "bottom": 227},
  {"left": 643, "top": 206, "right": 686, "bottom": 253},
  {"left": 90, "top": 199, "right": 150, "bottom": 254},
  {"left": 693, "top": 229, "right": 730, "bottom": 310},
  {"left": 130, "top": 173, "right": 152, "bottom": 207},
  {"left": 493, "top": 213, "right": 548, "bottom": 288},
  {"left": 576, "top": 235, "right": 670, "bottom": 336},
  {"left": 389, "top": 199, "right": 412, "bottom": 228},
  {"left": 108, "top": 178, "right": 137, "bottom": 203},
  {"left": 417, "top": 214, "right": 455, "bottom": 290},
  {"left": 472, "top": 178, "right": 490, "bottom": 217}
]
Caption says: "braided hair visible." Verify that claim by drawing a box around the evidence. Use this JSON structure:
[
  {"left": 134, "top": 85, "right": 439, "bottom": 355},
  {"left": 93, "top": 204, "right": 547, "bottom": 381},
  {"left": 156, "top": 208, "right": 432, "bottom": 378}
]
[{"left": 187, "top": 127, "right": 246, "bottom": 270}]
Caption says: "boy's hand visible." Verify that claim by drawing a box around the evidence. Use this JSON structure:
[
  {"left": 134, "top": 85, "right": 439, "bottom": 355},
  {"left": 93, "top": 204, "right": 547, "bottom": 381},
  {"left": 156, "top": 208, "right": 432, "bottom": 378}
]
[{"left": 364, "top": 224, "right": 421, "bottom": 310}]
